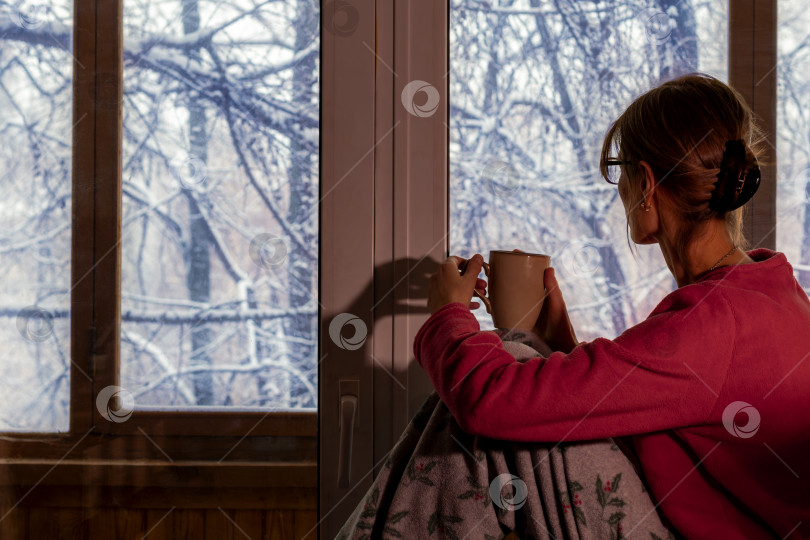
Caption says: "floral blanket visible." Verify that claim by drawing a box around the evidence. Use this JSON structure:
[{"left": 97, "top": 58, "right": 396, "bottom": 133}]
[{"left": 335, "top": 330, "right": 680, "bottom": 540}]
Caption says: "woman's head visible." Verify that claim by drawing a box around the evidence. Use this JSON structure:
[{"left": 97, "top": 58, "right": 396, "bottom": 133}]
[{"left": 599, "top": 73, "right": 766, "bottom": 265}]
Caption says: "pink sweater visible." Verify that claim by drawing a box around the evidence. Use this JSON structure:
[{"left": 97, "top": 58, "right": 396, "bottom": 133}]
[{"left": 413, "top": 248, "right": 810, "bottom": 539}]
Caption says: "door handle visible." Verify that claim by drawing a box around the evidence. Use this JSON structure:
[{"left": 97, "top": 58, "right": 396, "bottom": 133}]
[{"left": 338, "top": 393, "right": 358, "bottom": 488}]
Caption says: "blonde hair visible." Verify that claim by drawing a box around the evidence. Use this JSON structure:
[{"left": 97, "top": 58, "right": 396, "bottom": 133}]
[{"left": 599, "top": 73, "right": 766, "bottom": 266}]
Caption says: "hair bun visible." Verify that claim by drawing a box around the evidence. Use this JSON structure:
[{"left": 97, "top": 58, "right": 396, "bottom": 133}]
[{"left": 709, "top": 139, "right": 761, "bottom": 213}]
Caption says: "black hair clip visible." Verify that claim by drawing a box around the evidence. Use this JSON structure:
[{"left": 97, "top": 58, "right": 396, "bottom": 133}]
[{"left": 709, "top": 139, "right": 761, "bottom": 213}]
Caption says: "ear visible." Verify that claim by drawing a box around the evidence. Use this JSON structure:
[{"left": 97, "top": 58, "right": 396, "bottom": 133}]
[
  {"left": 637, "top": 160, "right": 657, "bottom": 204},
  {"left": 634, "top": 160, "right": 662, "bottom": 244}
]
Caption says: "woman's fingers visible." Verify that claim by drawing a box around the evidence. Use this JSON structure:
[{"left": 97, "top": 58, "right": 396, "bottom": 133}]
[
  {"left": 544, "top": 268, "right": 570, "bottom": 321},
  {"left": 455, "top": 257, "right": 488, "bottom": 290},
  {"left": 448, "top": 254, "right": 490, "bottom": 306},
  {"left": 535, "top": 267, "right": 579, "bottom": 353},
  {"left": 544, "top": 267, "right": 561, "bottom": 302}
]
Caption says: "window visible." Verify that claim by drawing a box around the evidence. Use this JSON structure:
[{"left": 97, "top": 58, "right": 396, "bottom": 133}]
[
  {"left": 0, "top": 0, "right": 319, "bottom": 436},
  {"left": 0, "top": 0, "right": 73, "bottom": 432},
  {"left": 777, "top": 0, "right": 810, "bottom": 293},
  {"left": 449, "top": 0, "right": 729, "bottom": 341},
  {"left": 120, "top": 0, "right": 319, "bottom": 410}
]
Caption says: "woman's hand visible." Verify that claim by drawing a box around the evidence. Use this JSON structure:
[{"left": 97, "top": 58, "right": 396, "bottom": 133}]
[
  {"left": 511, "top": 249, "right": 579, "bottom": 353},
  {"left": 427, "top": 254, "right": 488, "bottom": 315},
  {"left": 534, "top": 266, "right": 579, "bottom": 353}
]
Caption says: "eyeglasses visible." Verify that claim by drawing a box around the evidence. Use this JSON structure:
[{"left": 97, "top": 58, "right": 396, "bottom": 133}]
[{"left": 604, "top": 158, "right": 633, "bottom": 185}]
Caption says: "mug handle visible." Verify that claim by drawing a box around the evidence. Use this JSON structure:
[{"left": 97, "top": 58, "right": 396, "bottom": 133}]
[{"left": 471, "top": 261, "right": 492, "bottom": 314}]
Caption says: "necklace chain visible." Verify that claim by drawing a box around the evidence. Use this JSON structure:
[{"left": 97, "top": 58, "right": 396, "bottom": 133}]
[{"left": 710, "top": 246, "right": 738, "bottom": 271}]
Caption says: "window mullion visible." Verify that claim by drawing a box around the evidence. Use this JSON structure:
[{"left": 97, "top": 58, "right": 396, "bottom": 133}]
[
  {"left": 729, "top": 0, "right": 778, "bottom": 249},
  {"left": 70, "top": 0, "right": 99, "bottom": 434},
  {"left": 89, "top": 0, "right": 124, "bottom": 434}
]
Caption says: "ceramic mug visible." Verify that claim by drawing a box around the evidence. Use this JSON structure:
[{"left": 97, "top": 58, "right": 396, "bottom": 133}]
[{"left": 471, "top": 250, "right": 551, "bottom": 331}]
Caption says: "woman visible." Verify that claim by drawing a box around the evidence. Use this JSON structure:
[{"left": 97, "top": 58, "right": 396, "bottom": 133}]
[{"left": 417, "top": 73, "right": 810, "bottom": 539}]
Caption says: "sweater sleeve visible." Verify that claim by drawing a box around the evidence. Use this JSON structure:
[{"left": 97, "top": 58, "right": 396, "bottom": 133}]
[{"left": 413, "top": 286, "right": 736, "bottom": 442}]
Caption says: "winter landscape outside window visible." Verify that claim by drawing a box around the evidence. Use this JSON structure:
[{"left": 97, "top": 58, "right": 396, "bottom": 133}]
[
  {"left": 120, "top": 0, "right": 319, "bottom": 410},
  {"left": 0, "top": 1, "right": 73, "bottom": 431},
  {"left": 777, "top": 0, "right": 810, "bottom": 291},
  {"left": 449, "top": 0, "right": 729, "bottom": 341}
]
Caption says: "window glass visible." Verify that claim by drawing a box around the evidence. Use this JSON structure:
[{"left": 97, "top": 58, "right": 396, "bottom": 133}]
[
  {"left": 449, "top": 0, "right": 728, "bottom": 340},
  {"left": 121, "top": 0, "right": 319, "bottom": 409},
  {"left": 777, "top": 0, "right": 810, "bottom": 295},
  {"left": 0, "top": 1, "right": 73, "bottom": 431}
]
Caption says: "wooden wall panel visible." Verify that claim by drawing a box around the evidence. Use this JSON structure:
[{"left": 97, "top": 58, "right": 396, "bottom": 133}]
[
  {"left": 204, "top": 508, "right": 263, "bottom": 540},
  {"left": 266, "top": 509, "right": 297, "bottom": 539},
  {"left": 234, "top": 510, "right": 264, "bottom": 539},
  {"left": 0, "top": 505, "right": 28, "bottom": 538},
  {"left": 28, "top": 507, "right": 86, "bottom": 539},
  {"left": 144, "top": 508, "right": 175, "bottom": 540},
  {"left": 86, "top": 508, "right": 145, "bottom": 539},
  {"left": 1, "top": 485, "right": 315, "bottom": 540},
  {"left": 171, "top": 509, "right": 206, "bottom": 538},
  {"left": 203, "top": 508, "right": 233, "bottom": 539},
  {"left": 294, "top": 509, "right": 317, "bottom": 540}
]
